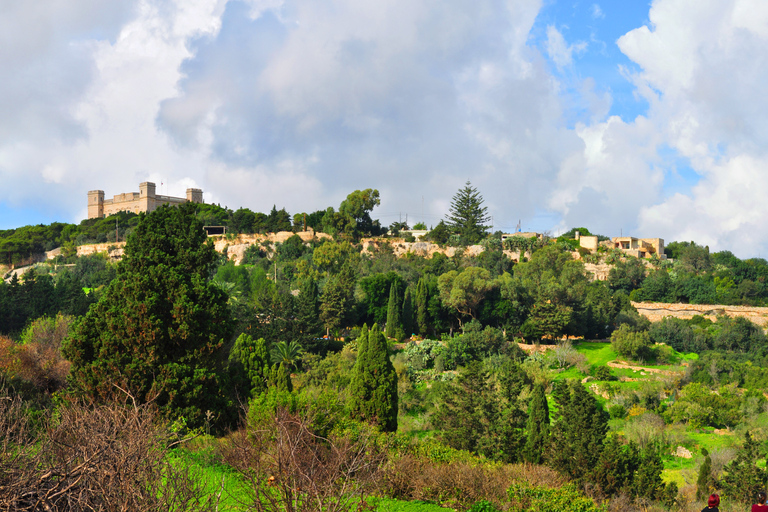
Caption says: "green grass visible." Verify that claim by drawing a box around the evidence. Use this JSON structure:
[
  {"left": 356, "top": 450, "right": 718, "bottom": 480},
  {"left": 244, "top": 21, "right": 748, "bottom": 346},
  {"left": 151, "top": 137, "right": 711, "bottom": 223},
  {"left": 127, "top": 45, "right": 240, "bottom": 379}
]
[
  {"left": 168, "top": 447, "right": 251, "bottom": 511},
  {"left": 574, "top": 341, "right": 617, "bottom": 366},
  {"left": 373, "top": 498, "right": 452, "bottom": 512}
]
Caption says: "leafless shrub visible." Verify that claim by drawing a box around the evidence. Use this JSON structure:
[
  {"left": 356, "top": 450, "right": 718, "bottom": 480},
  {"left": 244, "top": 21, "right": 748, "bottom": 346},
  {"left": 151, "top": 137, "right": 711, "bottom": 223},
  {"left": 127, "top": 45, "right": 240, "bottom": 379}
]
[
  {"left": 381, "top": 456, "right": 568, "bottom": 511},
  {"left": 0, "top": 392, "right": 214, "bottom": 512},
  {"left": 0, "top": 335, "right": 19, "bottom": 376},
  {"left": 623, "top": 412, "right": 666, "bottom": 449},
  {"left": 221, "top": 406, "right": 386, "bottom": 512},
  {"left": 16, "top": 314, "right": 73, "bottom": 392},
  {"left": 708, "top": 446, "right": 738, "bottom": 475}
]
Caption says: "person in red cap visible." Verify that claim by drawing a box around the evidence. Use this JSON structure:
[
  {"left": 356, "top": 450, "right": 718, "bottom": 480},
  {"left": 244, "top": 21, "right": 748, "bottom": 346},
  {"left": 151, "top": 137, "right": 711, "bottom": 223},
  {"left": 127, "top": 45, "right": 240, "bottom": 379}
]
[{"left": 702, "top": 494, "right": 719, "bottom": 512}]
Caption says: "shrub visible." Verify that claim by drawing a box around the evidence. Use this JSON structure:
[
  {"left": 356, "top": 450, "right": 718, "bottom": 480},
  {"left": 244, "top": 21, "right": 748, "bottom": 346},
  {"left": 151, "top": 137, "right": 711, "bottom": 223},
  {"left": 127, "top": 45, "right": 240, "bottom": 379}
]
[
  {"left": 222, "top": 405, "right": 386, "bottom": 512},
  {"left": 508, "top": 482, "right": 605, "bottom": 512},
  {"left": 611, "top": 324, "right": 653, "bottom": 362},
  {"left": 16, "top": 314, "right": 73, "bottom": 392},
  {"left": 0, "top": 392, "right": 213, "bottom": 511}
]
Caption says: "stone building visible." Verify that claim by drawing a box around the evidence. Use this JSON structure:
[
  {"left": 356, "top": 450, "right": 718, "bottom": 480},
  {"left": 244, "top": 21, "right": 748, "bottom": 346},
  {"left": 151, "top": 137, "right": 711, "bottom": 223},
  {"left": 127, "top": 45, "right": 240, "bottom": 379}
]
[
  {"left": 87, "top": 182, "right": 203, "bottom": 219},
  {"left": 611, "top": 237, "right": 665, "bottom": 259}
]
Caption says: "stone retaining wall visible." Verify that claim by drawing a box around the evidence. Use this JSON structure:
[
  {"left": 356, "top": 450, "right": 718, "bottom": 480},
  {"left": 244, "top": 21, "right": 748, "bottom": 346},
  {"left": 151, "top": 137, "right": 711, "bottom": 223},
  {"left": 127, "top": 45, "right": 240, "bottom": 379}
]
[{"left": 632, "top": 301, "right": 768, "bottom": 327}]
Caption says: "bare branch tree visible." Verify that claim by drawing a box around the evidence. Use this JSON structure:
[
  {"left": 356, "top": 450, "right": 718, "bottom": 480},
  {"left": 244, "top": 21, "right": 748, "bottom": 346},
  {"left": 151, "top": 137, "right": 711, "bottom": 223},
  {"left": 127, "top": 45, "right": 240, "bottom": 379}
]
[{"left": 221, "top": 406, "right": 386, "bottom": 512}]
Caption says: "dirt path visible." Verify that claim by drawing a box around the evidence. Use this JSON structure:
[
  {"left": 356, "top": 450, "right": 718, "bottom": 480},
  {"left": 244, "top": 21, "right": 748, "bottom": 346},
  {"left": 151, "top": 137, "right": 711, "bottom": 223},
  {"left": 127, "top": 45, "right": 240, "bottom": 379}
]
[{"left": 606, "top": 360, "right": 681, "bottom": 376}]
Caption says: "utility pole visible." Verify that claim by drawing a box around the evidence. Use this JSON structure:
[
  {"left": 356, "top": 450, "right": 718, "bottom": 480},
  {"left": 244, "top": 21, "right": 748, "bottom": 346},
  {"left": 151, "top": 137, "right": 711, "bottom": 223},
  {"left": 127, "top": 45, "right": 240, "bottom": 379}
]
[{"left": 116, "top": 217, "right": 119, "bottom": 243}]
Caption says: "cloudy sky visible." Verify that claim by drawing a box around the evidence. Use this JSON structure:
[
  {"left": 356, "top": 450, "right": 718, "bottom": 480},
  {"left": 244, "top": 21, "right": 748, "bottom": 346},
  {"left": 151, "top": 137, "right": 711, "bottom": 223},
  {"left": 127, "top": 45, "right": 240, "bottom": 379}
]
[{"left": 2, "top": 0, "right": 767, "bottom": 257}]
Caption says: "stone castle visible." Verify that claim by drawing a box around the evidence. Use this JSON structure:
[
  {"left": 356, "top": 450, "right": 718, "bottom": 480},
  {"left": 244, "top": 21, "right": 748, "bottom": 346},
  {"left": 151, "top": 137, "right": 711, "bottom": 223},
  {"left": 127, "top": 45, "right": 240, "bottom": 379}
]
[{"left": 87, "top": 182, "right": 203, "bottom": 219}]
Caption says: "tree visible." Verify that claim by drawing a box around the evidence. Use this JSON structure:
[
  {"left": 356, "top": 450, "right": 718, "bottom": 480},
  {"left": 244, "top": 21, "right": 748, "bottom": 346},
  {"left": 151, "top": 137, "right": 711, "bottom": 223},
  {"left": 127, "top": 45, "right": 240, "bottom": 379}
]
[
  {"left": 415, "top": 276, "right": 430, "bottom": 336},
  {"left": 446, "top": 181, "right": 490, "bottom": 244},
  {"left": 611, "top": 324, "right": 653, "bottom": 361},
  {"left": 349, "top": 324, "right": 398, "bottom": 431},
  {"left": 229, "top": 334, "right": 271, "bottom": 399},
  {"left": 63, "top": 203, "right": 233, "bottom": 430},
  {"left": 402, "top": 286, "right": 415, "bottom": 338},
  {"left": 436, "top": 359, "right": 528, "bottom": 462},
  {"left": 437, "top": 267, "right": 498, "bottom": 323},
  {"left": 719, "top": 431, "right": 767, "bottom": 502},
  {"left": 295, "top": 277, "right": 324, "bottom": 353},
  {"left": 548, "top": 380, "right": 608, "bottom": 481},
  {"left": 319, "top": 262, "right": 356, "bottom": 336},
  {"left": 338, "top": 189, "right": 382, "bottom": 238},
  {"left": 523, "top": 383, "right": 550, "bottom": 463},
  {"left": 270, "top": 340, "right": 304, "bottom": 370},
  {"left": 385, "top": 281, "right": 403, "bottom": 340},
  {"left": 697, "top": 448, "right": 713, "bottom": 500}
]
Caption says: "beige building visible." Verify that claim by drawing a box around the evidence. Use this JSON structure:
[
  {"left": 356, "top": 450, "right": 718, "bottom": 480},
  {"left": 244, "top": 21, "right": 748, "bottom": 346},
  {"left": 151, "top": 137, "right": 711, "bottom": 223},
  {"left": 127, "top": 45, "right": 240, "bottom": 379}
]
[
  {"left": 611, "top": 237, "right": 665, "bottom": 259},
  {"left": 87, "top": 182, "right": 203, "bottom": 219}
]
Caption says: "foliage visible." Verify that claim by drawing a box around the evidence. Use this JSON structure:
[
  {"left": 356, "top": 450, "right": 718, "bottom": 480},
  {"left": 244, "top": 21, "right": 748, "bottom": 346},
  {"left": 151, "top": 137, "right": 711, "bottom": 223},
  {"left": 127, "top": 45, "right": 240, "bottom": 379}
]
[
  {"left": 228, "top": 334, "right": 271, "bottom": 399},
  {"left": 223, "top": 401, "right": 385, "bottom": 512},
  {"left": 610, "top": 324, "right": 653, "bottom": 361},
  {"left": 63, "top": 204, "right": 233, "bottom": 431},
  {"left": 359, "top": 272, "right": 405, "bottom": 326},
  {"left": 547, "top": 380, "right": 608, "bottom": 481},
  {"left": 442, "top": 321, "right": 508, "bottom": 369},
  {"left": 507, "top": 482, "right": 604, "bottom": 512},
  {"left": 523, "top": 383, "right": 549, "bottom": 464},
  {"left": 435, "top": 359, "right": 529, "bottom": 463},
  {"left": 386, "top": 281, "right": 404, "bottom": 340},
  {"left": 438, "top": 267, "right": 498, "bottom": 321},
  {"left": 719, "top": 431, "right": 768, "bottom": 503}
]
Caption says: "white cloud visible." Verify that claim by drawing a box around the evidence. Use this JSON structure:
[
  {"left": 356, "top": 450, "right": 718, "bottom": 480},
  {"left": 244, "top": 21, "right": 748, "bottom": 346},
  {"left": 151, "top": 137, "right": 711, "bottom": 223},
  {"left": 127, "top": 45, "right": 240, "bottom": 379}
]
[
  {"left": 591, "top": 4, "right": 604, "bottom": 20},
  {"left": 615, "top": 0, "right": 768, "bottom": 255},
  {"left": 545, "top": 25, "right": 587, "bottom": 70}
]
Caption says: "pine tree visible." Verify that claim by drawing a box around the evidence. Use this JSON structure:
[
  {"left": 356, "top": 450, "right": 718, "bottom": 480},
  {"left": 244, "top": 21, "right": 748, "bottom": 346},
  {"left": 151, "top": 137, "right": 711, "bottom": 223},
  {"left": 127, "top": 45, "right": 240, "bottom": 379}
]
[
  {"left": 350, "top": 324, "right": 398, "bottom": 432},
  {"left": 385, "top": 281, "right": 402, "bottom": 339},
  {"left": 523, "top": 383, "right": 550, "bottom": 463},
  {"left": 402, "top": 286, "right": 415, "bottom": 338},
  {"left": 446, "top": 181, "right": 491, "bottom": 244}
]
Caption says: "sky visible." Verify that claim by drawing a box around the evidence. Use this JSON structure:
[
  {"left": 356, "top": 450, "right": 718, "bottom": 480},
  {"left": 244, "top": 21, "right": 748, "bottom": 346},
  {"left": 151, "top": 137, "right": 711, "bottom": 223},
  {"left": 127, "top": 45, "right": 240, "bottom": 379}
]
[{"left": 2, "top": 0, "right": 768, "bottom": 257}]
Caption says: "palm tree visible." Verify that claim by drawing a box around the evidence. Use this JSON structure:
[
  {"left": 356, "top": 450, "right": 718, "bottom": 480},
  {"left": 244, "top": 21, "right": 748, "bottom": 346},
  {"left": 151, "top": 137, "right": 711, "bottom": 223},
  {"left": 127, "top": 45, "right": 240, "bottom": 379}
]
[{"left": 270, "top": 341, "right": 304, "bottom": 370}]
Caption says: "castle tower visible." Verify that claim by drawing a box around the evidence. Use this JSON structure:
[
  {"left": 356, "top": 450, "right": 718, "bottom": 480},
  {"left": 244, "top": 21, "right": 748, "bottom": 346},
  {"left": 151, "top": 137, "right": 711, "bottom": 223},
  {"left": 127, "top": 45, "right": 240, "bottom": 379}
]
[
  {"left": 139, "top": 182, "right": 156, "bottom": 213},
  {"left": 186, "top": 188, "right": 203, "bottom": 203},
  {"left": 87, "top": 190, "right": 104, "bottom": 219}
]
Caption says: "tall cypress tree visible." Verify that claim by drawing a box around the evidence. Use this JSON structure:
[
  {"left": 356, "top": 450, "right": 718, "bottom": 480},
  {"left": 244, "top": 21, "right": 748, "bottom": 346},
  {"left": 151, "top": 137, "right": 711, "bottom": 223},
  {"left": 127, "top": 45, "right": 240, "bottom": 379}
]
[
  {"left": 350, "top": 324, "right": 398, "bottom": 432},
  {"left": 415, "top": 276, "right": 430, "bottom": 336},
  {"left": 296, "top": 277, "right": 323, "bottom": 352},
  {"left": 385, "top": 281, "right": 402, "bottom": 339},
  {"left": 349, "top": 324, "right": 370, "bottom": 414},
  {"left": 523, "top": 383, "right": 550, "bottom": 463},
  {"left": 402, "top": 286, "right": 415, "bottom": 338}
]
